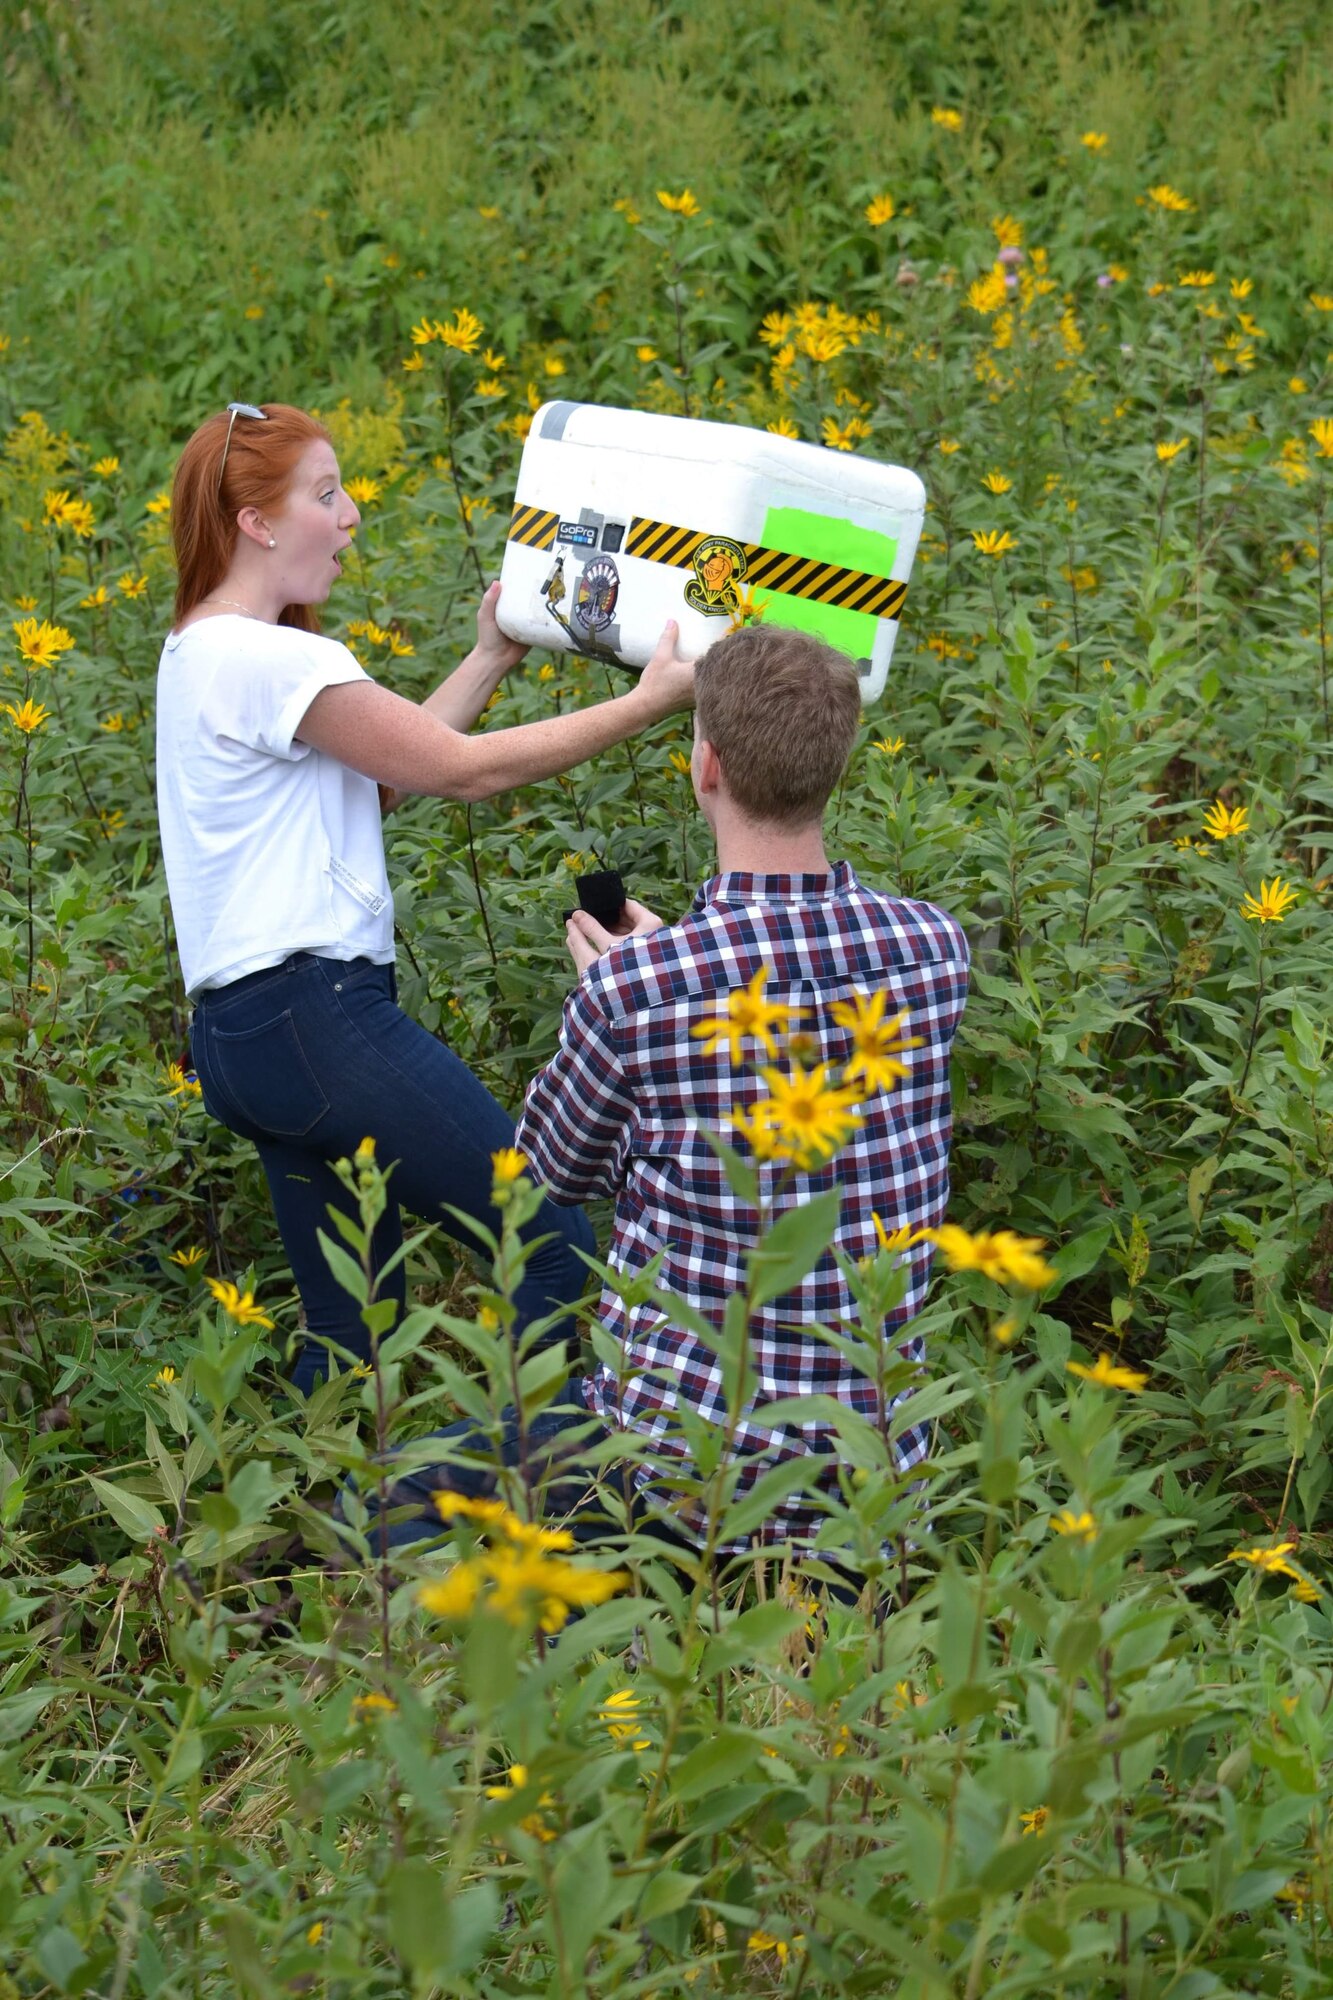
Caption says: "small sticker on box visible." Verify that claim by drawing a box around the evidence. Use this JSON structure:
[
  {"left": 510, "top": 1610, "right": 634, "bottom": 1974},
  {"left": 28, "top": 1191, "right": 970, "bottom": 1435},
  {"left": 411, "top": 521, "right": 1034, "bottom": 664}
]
[{"left": 556, "top": 521, "right": 598, "bottom": 547}]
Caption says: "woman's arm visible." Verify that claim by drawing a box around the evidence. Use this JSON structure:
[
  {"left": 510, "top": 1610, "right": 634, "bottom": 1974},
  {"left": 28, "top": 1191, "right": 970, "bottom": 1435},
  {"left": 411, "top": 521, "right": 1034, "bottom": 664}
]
[
  {"left": 418, "top": 581, "right": 530, "bottom": 734},
  {"left": 297, "top": 618, "right": 694, "bottom": 804}
]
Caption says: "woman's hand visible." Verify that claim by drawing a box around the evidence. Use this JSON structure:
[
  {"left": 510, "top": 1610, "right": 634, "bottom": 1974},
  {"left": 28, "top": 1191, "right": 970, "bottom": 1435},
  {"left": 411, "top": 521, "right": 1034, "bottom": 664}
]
[
  {"left": 565, "top": 897, "right": 666, "bottom": 976},
  {"left": 472, "top": 579, "right": 529, "bottom": 677},
  {"left": 635, "top": 620, "right": 697, "bottom": 717}
]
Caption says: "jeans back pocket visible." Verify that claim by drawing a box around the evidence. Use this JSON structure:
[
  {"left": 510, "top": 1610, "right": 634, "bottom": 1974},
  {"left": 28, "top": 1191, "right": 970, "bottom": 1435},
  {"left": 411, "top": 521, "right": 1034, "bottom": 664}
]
[{"left": 208, "top": 1009, "right": 331, "bottom": 1140}]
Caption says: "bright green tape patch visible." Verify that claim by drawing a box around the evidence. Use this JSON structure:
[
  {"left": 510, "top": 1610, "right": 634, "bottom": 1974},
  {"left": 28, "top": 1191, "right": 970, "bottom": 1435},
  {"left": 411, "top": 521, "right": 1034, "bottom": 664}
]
[{"left": 759, "top": 506, "right": 898, "bottom": 659}]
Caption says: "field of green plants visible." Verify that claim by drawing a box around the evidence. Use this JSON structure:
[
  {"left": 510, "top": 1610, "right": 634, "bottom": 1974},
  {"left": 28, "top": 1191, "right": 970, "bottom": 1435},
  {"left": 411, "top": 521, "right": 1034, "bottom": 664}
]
[{"left": 3, "top": 0, "right": 1333, "bottom": 1992}]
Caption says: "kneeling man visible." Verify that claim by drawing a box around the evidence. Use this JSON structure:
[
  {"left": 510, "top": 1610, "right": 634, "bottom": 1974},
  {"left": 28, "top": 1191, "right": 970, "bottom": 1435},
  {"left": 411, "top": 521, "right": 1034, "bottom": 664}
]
[{"left": 514, "top": 624, "right": 969, "bottom": 1557}]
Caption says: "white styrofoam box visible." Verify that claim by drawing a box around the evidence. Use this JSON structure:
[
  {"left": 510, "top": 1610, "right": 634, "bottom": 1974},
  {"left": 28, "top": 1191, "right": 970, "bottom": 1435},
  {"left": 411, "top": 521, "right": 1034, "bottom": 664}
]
[{"left": 496, "top": 401, "right": 925, "bottom": 701}]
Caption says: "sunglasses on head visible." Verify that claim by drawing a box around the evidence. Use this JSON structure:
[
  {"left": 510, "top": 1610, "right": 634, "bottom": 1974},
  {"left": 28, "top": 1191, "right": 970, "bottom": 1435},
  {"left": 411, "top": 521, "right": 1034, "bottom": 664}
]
[{"left": 217, "top": 401, "right": 268, "bottom": 494}]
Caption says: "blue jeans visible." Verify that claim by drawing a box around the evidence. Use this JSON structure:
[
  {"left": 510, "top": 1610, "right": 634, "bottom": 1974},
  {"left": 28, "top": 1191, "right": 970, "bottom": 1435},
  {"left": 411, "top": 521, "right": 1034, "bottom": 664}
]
[{"left": 189, "top": 953, "right": 594, "bottom": 1394}]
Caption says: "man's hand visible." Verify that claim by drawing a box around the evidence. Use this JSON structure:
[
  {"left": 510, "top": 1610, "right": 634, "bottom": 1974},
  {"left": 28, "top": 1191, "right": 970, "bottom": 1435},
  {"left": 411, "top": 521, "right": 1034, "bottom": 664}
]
[
  {"left": 565, "top": 897, "right": 665, "bottom": 976},
  {"left": 635, "top": 620, "right": 696, "bottom": 718}
]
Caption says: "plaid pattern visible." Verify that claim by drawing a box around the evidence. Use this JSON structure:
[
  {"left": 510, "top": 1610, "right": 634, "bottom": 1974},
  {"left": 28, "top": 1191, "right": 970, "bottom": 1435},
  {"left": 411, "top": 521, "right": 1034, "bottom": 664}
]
[{"left": 517, "top": 864, "right": 969, "bottom": 1547}]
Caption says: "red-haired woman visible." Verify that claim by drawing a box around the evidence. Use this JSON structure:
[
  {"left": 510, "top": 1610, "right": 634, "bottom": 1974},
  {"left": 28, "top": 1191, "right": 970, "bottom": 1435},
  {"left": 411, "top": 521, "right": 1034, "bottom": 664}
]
[{"left": 158, "top": 401, "right": 693, "bottom": 1394}]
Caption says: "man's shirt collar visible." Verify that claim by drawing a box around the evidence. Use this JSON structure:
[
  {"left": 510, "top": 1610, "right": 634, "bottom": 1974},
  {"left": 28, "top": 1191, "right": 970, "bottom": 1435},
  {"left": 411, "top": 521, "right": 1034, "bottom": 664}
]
[{"left": 690, "top": 859, "right": 856, "bottom": 913}]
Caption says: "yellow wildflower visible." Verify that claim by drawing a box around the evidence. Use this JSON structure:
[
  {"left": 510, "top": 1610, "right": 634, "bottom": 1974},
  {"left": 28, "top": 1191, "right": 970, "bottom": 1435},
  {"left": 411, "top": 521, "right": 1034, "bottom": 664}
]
[
  {"left": 758, "top": 310, "right": 793, "bottom": 347},
  {"left": 92, "top": 456, "right": 120, "bottom": 476},
  {"left": 14, "top": 594, "right": 37, "bottom": 611},
  {"left": 1276, "top": 438, "right": 1311, "bottom": 485},
  {"left": 1050, "top": 1509, "right": 1097, "bottom": 1541},
  {"left": 751, "top": 1061, "right": 864, "bottom": 1170},
  {"left": 1292, "top": 1579, "right": 1322, "bottom": 1604},
  {"left": 865, "top": 193, "right": 896, "bottom": 227},
  {"left": 4, "top": 698, "right": 49, "bottom": 733},
  {"left": 1228, "top": 1542, "right": 1303, "bottom": 1583},
  {"left": 538, "top": 662, "right": 556, "bottom": 681},
  {"left": 1066, "top": 1353, "right": 1148, "bottom": 1391},
  {"left": 873, "top": 736, "right": 906, "bottom": 755},
  {"left": 981, "top": 469, "right": 1012, "bottom": 494},
  {"left": 1157, "top": 438, "right": 1189, "bottom": 463},
  {"left": 635, "top": 345, "right": 658, "bottom": 362},
  {"left": 169, "top": 1246, "right": 207, "bottom": 1269},
  {"left": 972, "top": 529, "right": 1016, "bottom": 557},
  {"left": 656, "top": 188, "right": 701, "bottom": 217},
  {"left": 821, "top": 415, "right": 871, "bottom": 451},
  {"left": 162, "top": 1061, "right": 201, "bottom": 1098},
  {"left": 145, "top": 490, "right": 172, "bottom": 516},
  {"left": 1201, "top": 798, "right": 1249, "bottom": 840},
  {"left": 612, "top": 198, "right": 640, "bottom": 226},
  {"left": 766, "top": 416, "right": 800, "bottom": 438},
  {"left": 1309, "top": 294, "right": 1333, "bottom": 312},
  {"left": 543, "top": 355, "right": 566, "bottom": 377},
  {"left": 931, "top": 107, "right": 963, "bottom": 132},
  {"left": 873, "top": 1215, "right": 930, "bottom": 1254},
  {"left": 351, "top": 1691, "right": 398, "bottom": 1719},
  {"left": 929, "top": 1224, "right": 1056, "bottom": 1289},
  {"left": 1146, "top": 184, "right": 1193, "bottom": 213},
  {"left": 484, "top": 1544, "right": 626, "bottom": 1632},
  {"left": 1290, "top": 378, "right": 1308, "bottom": 395},
  {"left": 598, "top": 1688, "right": 650, "bottom": 1750},
  {"left": 798, "top": 326, "right": 847, "bottom": 363},
  {"left": 691, "top": 967, "right": 800, "bottom": 1065},
  {"left": 490, "top": 1146, "right": 528, "bottom": 1186},
  {"left": 829, "top": 991, "right": 922, "bottom": 1095},
  {"left": 1080, "top": 132, "right": 1108, "bottom": 152},
  {"left": 966, "top": 267, "right": 1008, "bottom": 316},
  {"left": 937, "top": 437, "right": 961, "bottom": 455},
  {"left": 118, "top": 574, "right": 148, "bottom": 598},
  {"left": 152, "top": 1365, "right": 177, "bottom": 1389},
  {"left": 1240, "top": 877, "right": 1299, "bottom": 923},
  {"left": 410, "top": 318, "right": 437, "bottom": 346},
  {"left": 436, "top": 307, "right": 484, "bottom": 353},
  {"left": 14, "top": 617, "right": 75, "bottom": 668},
  {"left": 1020, "top": 1807, "right": 1049, "bottom": 1835},
  {"left": 418, "top": 1562, "right": 484, "bottom": 1619},
  {"left": 668, "top": 749, "right": 691, "bottom": 775},
  {"left": 432, "top": 1492, "right": 515, "bottom": 1528},
  {"left": 1231, "top": 278, "right": 1253, "bottom": 299},
  {"left": 204, "top": 1276, "right": 275, "bottom": 1329},
  {"left": 1309, "top": 418, "right": 1333, "bottom": 458},
  {"left": 1177, "top": 270, "right": 1215, "bottom": 288},
  {"left": 81, "top": 586, "right": 109, "bottom": 609},
  {"left": 344, "top": 476, "right": 381, "bottom": 506}
]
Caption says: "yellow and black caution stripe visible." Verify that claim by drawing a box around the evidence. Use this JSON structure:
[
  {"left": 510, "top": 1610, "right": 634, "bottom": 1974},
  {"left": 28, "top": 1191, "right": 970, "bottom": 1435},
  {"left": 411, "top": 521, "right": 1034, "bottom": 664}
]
[
  {"left": 507, "top": 503, "right": 559, "bottom": 552},
  {"left": 508, "top": 505, "right": 908, "bottom": 620},
  {"left": 625, "top": 516, "right": 906, "bottom": 619}
]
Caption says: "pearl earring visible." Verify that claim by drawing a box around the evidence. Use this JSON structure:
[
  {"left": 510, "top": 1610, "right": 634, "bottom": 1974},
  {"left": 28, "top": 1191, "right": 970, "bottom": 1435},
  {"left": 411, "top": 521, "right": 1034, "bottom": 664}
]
[{"left": 267, "top": 537, "right": 276, "bottom": 549}]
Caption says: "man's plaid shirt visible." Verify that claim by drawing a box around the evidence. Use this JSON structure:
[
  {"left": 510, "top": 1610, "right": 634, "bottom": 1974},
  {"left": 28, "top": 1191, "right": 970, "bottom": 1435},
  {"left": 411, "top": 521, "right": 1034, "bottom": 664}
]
[{"left": 517, "top": 864, "right": 970, "bottom": 1547}]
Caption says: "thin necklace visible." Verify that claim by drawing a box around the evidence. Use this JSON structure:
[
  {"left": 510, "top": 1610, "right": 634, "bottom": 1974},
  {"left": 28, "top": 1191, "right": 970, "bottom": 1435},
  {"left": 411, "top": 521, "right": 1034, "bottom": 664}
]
[{"left": 200, "top": 596, "right": 263, "bottom": 619}]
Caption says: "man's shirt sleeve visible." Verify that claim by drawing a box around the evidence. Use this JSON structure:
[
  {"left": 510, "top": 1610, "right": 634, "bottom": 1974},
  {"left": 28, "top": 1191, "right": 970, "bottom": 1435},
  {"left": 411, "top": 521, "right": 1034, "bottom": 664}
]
[{"left": 516, "top": 977, "right": 636, "bottom": 1202}]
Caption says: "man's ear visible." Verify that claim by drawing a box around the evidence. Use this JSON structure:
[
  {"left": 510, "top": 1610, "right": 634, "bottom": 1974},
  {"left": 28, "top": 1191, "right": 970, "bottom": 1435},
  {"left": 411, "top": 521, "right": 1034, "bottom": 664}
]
[{"left": 694, "top": 737, "right": 723, "bottom": 796}]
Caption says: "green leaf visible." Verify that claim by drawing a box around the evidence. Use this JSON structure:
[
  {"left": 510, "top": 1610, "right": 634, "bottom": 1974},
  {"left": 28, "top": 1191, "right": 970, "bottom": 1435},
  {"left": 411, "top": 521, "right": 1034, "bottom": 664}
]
[
  {"left": 700, "top": 1600, "right": 803, "bottom": 1677},
  {"left": 315, "top": 1227, "right": 369, "bottom": 1305},
  {"left": 671, "top": 1729, "right": 759, "bottom": 1799},
  {"left": 747, "top": 1189, "right": 841, "bottom": 1308},
  {"left": 87, "top": 1475, "right": 165, "bottom": 1543},
  {"left": 639, "top": 1870, "right": 702, "bottom": 1921}
]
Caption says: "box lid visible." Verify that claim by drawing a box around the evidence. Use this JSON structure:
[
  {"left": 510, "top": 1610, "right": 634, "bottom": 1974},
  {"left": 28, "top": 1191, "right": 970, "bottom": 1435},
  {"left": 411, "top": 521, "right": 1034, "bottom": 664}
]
[{"left": 531, "top": 401, "right": 925, "bottom": 516}]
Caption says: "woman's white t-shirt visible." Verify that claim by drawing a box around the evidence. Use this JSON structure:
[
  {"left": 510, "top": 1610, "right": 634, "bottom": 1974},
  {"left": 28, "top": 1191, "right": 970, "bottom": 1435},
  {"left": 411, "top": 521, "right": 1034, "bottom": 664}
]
[{"left": 156, "top": 616, "right": 396, "bottom": 998}]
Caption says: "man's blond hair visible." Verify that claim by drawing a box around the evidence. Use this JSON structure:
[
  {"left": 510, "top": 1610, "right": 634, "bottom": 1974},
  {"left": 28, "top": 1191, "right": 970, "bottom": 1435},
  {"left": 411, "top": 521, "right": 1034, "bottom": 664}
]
[{"left": 695, "top": 626, "right": 862, "bottom": 826}]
